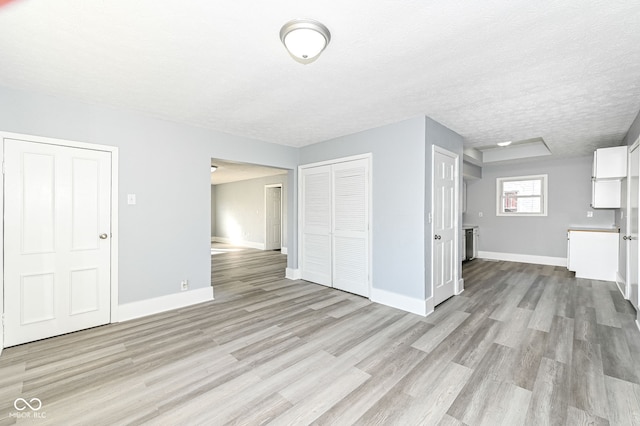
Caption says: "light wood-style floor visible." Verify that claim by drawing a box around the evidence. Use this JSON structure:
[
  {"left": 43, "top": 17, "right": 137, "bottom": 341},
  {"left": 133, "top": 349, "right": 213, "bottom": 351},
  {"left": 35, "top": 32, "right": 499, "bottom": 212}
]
[{"left": 1, "top": 248, "right": 639, "bottom": 425}]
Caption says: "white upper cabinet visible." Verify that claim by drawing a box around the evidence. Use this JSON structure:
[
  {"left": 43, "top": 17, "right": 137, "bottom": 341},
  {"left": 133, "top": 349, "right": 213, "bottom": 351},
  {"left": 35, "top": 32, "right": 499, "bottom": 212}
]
[
  {"left": 591, "top": 146, "right": 627, "bottom": 208},
  {"left": 593, "top": 146, "right": 627, "bottom": 179}
]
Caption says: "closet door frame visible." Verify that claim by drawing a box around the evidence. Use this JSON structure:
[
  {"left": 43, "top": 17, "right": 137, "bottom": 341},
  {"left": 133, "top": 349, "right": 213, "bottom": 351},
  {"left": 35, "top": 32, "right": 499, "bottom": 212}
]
[{"left": 298, "top": 153, "right": 372, "bottom": 297}]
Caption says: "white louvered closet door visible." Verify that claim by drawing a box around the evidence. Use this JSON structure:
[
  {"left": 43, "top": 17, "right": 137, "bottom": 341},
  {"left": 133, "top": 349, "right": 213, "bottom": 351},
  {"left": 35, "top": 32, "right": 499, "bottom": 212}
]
[
  {"left": 301, "top": 165, "right": 332, "bottom": 286},
  {"left": 300, "top": 158, "right": 370, "bottom": 298},
  {"left": 332, "top": 159, "right": 369, "bottom": 296}
]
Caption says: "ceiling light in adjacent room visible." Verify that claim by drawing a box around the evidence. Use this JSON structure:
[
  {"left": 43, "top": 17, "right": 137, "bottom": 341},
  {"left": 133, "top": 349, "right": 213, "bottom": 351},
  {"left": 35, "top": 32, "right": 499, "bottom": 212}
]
[
  {"left": 280, "top": 19, "right": 331, "bottom": 64},
  {"left": 211, "top": 165, "right": 217, "bottom": 173}
]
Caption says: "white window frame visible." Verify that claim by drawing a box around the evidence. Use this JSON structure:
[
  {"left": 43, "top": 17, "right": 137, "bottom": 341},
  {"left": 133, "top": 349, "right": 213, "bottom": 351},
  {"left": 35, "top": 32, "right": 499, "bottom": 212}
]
[{"left": 496, "top": 174, "right": 548, "bottom": 217}]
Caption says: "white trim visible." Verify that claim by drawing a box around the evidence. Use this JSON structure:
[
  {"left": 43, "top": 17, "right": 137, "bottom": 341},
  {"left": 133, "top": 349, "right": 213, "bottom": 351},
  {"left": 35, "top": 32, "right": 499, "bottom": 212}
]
[
  {"left": 298, "top": 153, "right": 373, "bottom": 170},
  {"left": 478, "top": 251, "right": 567, "bottom": 267},
  {"left": 457, "top": 278, "right": 465, "bottom": 295},
  {"left": 264, "top": 184, "right": 283, "bottom": 251},
  {"left": 496, "top": 174, "right": 548, "bottom": 217},
  {"left": 616, "top": 272, "right": 628, "bottom": 299},
  {"left": 212, "top": 236, "right": 264, "bottom": 250},
  {"left": 636, "top": 319, "right": 640, "bottom": 332},
  {"left": 285, "top": 268, "right": 301, "bottom": 280},
  {"left": 118, "top": 287, "right": 213, "bottom": 322},
  {"left": 0, "top": 131, "right": 120, "bottom": 342},
  {"left": 298, "top": 153, "right": 373, "bottom": 297},
  {"left": 370, "top": 287, "right": 431, "bottom": 317},
  {"left": 281, "top": 247, "right": 288, "bottom": 255}
]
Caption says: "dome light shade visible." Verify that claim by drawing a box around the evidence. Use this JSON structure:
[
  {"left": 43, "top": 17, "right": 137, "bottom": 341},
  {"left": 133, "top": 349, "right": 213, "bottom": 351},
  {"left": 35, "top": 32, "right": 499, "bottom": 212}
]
[{"left": 280, "top": 19, "right": 331, "bottom": 64}]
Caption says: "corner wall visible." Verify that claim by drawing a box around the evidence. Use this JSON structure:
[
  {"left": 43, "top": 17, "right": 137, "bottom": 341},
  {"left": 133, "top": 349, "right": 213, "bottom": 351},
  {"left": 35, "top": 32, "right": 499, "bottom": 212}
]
[
  {"left": 425, "top": 117, "right": 465, "bottom": 299},
  {"left": 0, "top": 85, "right": 298, "bottom": 306}
]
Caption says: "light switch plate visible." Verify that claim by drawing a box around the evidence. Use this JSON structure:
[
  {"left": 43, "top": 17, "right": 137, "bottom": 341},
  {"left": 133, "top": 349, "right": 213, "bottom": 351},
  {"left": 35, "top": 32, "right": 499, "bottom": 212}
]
[{"left": 127, "top": 194, "right": 136, "bottom": 205}]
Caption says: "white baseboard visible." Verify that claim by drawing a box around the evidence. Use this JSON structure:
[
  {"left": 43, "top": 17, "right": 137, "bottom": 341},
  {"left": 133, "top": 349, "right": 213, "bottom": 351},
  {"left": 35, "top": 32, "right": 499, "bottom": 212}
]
[
  {"left": 370, "top": 287, "right": 431, "bottom": 317},
  {"left": 212, "top": 236, "right": 264, "bottom": 250},
  {"left": 478, "top": 251, "right": 567, "bottom": 267},
  {"left": 281, "top": 247, "right": 288, "bottom": 255},
  {"left": 616, "top": 272, "right": 628, "bottom": 299},
  {"left": 285, "top": 268, "right": 301, "bottom": 280},
  {"left": 118, "top": 286, "right": 214, "bottom": 322}
]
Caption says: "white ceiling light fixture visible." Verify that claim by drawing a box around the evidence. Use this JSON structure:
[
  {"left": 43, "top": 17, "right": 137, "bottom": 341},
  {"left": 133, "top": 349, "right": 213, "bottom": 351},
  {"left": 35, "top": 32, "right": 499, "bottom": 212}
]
[
  {"left": 211, "top": 165, "right": 217, "bottom": 173},
  {"left": 280, "top": 19, "right": 331, "bottom": 64},
  {"left": 497, "top": 141, "right": 512, "bottom": 147}
]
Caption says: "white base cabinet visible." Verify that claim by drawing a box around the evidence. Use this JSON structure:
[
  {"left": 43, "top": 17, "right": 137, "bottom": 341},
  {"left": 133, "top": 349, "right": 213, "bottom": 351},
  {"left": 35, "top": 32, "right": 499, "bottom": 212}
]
[{"left": 567, "top": 229, "right": 619, "bottom": 281}]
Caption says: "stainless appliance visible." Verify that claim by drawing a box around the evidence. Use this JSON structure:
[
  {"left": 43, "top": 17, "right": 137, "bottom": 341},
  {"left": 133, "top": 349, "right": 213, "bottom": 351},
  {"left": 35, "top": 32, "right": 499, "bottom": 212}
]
[{"left": 464, "top": 228, "right": 476, "bottom": 261}]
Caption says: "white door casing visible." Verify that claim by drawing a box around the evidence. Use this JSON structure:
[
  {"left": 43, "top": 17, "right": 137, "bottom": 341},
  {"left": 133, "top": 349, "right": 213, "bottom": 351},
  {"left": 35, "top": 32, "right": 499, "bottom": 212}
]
[
  {"left": 629, "top": 141, "right": 639, "bottom": 309},
  {"left": 265, "top": 185, "right": 282, "bottom": 250},
  {"left": 299, "top": 154, "right": 371, "bottom": 297},
  {"left": 433, "top": 147, "right": 459, "bottom": 306},
  {"left": 332, "top": 159, "right": 369, "bottom": 296},
  {"left": 3, "top": 135, "right": 117, "bottom": 347}
]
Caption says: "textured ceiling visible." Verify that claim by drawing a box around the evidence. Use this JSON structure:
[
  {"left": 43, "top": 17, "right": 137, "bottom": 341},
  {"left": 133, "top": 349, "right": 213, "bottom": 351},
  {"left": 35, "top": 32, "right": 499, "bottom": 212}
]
[{"left": 1, "top": 1, "right": 639, "bottom": 158}]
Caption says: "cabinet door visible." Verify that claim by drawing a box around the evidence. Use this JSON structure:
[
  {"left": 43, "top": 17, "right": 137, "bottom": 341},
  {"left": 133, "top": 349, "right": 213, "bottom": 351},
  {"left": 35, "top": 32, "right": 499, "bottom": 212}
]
[
  {"left": 568, "top": 231, "right": 618, "bottom": 281},
  {"left": 592, "top": 180, "right": 622, "bottom": 208},
  {"left": 593, "top": 146, "right": 627, "bottom": 179}
]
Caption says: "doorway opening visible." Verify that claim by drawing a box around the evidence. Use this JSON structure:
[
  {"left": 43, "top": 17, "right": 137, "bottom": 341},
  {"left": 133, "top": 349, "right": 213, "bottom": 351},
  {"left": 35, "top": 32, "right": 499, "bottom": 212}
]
[{"left": 209, "top": 158, "right": 290, "bottom": 297}]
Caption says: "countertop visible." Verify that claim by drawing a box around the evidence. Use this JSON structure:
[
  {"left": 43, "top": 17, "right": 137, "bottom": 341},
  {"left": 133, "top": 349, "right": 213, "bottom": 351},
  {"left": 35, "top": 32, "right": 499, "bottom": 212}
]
[{"left": 567, "top": 226, "right": 619, "bottom": 233}]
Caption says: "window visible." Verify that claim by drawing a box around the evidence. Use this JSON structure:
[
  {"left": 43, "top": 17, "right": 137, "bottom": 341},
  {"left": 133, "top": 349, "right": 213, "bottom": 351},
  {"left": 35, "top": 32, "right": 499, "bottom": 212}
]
[{"left": 496, "top": 174, "right": 548, "bottom": 216}]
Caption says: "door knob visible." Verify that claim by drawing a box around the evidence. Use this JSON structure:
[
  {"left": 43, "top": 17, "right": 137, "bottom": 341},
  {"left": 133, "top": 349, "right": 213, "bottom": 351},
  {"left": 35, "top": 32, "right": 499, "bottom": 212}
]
[{"left": 99, "top": 233, "right": 108, "bottom": 240}]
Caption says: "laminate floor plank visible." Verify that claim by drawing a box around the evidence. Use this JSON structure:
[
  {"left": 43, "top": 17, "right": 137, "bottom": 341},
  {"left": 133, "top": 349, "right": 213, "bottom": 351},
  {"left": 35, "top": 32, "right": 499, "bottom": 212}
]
[
  {"left": 545, "top": 315, "right": 575, "bottom": 365},
  {"left": 565, "top": 406, "right": 610, "bottom": 426},
  {"left": 570, "top": 339, "right": 609, "bottom": 419},
  {"left": 597, "top": 324, "right": 640, "bottom": 384},
  {"left": 525, "top": 357, "right": 570, "bottom": 425},
  {"left": 593, "top": 284, "right": 622, "bottom": 328},
  {"left": 1, "top": 254, "right": 639, "bottom": 425},
  {"left": 604, "top": 375, "right": 640, "bottom": 426}
]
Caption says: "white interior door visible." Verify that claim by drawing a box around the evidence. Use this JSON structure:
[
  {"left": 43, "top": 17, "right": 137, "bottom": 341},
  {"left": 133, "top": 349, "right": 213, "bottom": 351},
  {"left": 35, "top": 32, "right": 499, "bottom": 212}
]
[
  {"left": 332, "top": 159, "right": 369, "bottom": 297},
  {"left": 265, "top": 186, "right": 282, "bottom": 250},
  {"left": 4, "top": 138, "right": 112, "bottom": 347},
  {"left": 300, "top": 165, "right": 332, "bottom": 286},
  {"left": 629, "top": 143, "right": 639, "bottom": 309},
  {"left": 433, "top": 148, "right": 458, "bottom": 306}
]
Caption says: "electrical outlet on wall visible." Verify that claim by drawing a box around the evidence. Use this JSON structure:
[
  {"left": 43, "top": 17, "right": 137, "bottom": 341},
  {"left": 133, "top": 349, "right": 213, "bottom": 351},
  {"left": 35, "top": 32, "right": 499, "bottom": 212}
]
[
  {"left": 587, "top": 211, "right": 593, "bottom": 218},
  {"left": 181, "top": 280, "right": 189, "bottom": 291},
  {"left": 478, "top": 212, "right": 483, "bottom": 217}
]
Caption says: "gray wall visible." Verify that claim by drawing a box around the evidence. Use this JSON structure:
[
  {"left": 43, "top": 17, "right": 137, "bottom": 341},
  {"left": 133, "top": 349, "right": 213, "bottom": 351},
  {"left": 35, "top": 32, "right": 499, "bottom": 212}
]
[
  {"left": 300, "top": 117, "right": 427, "bottom": 299},
  {"left": 0, "top": 85, "right": 298, "bottom": 304},
  {"left": 464, "top": 156, "right": 616, "bottom": 258},
  {"left": 425, "top": 117, "right": 465, "bottom": 297},
  {"left": 213, "top": 174, "right": 288, "bottom": 247}
]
